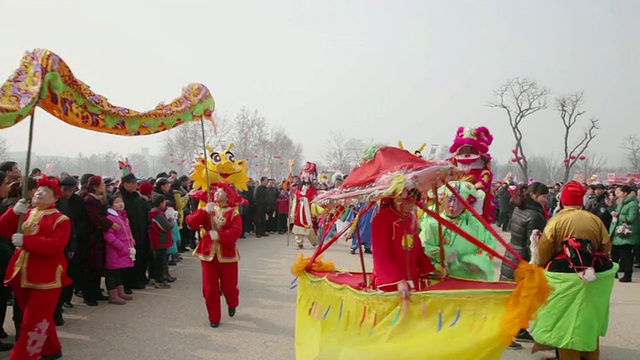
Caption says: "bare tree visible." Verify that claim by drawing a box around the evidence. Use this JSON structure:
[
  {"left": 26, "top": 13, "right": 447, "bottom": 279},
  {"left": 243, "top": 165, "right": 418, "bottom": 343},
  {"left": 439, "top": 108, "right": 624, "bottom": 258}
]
[
  {"left": 127, "top": 153, "right": 151, "bottom": 178},
  {"left": 621, "top": 134, "right": 640, "bottom": 173},
  {"left": 489, "top": 77, "right": 551, "bottom": 180},
  {"left": 232, "top": 107, "right": 269, "bottom": 178},
  {"left": 163, "top": 121, "right": 215, "bottom": 175},
  {"left": 208, "top": 111, "right": 235, "bottom": 150},
  {"left": 262, "top": 126, "right": 303, "bottom": 181},
  {"left": 324, "top": 130, "right": 364, "bottom": 173},
  {"left": 555, "top": 92, "right": 599, "bottom": 182}
]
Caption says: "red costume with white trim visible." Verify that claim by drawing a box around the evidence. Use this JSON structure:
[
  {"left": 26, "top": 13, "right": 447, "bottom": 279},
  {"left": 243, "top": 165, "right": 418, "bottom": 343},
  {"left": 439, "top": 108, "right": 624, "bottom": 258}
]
[
  {"left": 449, "top": 126, "right": 494, "bottom": 222},
  {"left": 186, "top": 182, "right": 243, "bottom": 325},
  {"left": 290, "top": 162, "right": 318, "bottom": 247},
  {"left": 0, "top": 182, "right": 70, "bottom": 359},
  {"left": 371, "top": 204, "right": 435, "bottom": 292}
]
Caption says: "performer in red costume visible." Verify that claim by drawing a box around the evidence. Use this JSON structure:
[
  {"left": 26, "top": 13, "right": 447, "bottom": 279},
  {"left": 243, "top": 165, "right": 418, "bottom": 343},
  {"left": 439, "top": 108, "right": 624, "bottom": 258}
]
[
  {"left": 290, "top": 162, "right": 318, "bottom": 249},
  {"left": 448, "top": 126, "right": 495, "bottom": 222},
  {"left": 0, "top": 177, "right": 70, "bottom": 360},
  {"left": 187, "top": 182, "right": 243, "bottom": 328},
  {"left": 371, "top": 189, "right": 435, "bottom": 298}
]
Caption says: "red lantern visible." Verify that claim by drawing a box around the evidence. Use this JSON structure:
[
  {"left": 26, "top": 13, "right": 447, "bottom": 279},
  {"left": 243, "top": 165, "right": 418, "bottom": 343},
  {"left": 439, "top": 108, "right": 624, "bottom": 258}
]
[
  {"left": 511, "top": 158, "right": 518, "bottom": 163},
  {"left": 511, "top": 149, "right": 518, "bottom": 154},
  {"left": 254, "top": 154, "right": 259, "bottom": 158},
  {"left": 279, "top": 161, "right": 284, "bottom": 165},
  {"left": 169, "top": 153, "right": 174, "bottom": 157},
  {"left": 563, "top": 158, "right": 570, "bottom": 164},
  {"left": 170, "top": 160, "right": 174, "bottom": 163},
  {"left": 517, "top": 156, "right": 524, "bottom": 161},
  {"left": 579, "top": 155, "right": 586, "bottom": 161},
  {"left": 273, "top": 155, "right": 281, "bottom": 159},
  {"left": 570, "top": 155, "right": 576, "bottom": 160}
]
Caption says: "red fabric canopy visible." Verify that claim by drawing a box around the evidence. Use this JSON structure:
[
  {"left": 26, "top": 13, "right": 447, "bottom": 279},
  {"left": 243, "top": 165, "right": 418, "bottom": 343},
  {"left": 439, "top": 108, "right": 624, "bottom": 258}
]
[{"left": 341, "top": 147, "right": 431, "bottom": 189}]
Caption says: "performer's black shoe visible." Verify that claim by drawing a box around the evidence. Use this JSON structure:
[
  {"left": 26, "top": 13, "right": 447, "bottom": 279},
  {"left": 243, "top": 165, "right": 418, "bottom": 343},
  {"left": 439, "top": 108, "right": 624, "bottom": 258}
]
[
  {"left": 54, "top": 314, "right": 65, "bottom": 327},
  {"left": 228, "top": 307, "right": 236, "bottom": 317},
  {"left": 62, "top": 302, "right": 74, "bottom": 309},
  {"left": 210, "top": 322, "right": 220, "bottom": 328},
  {"left": 364, "top": 249, "right": 372, "bottom": 254},
  {"left": 39, "top": 350, "right": 63, "bottom": 359},
  {"left": 0, "top": 342, "right": 13, "bottom": 352},
  {"left": 508, "top": 341, "right": 522, "bottom": 350}
]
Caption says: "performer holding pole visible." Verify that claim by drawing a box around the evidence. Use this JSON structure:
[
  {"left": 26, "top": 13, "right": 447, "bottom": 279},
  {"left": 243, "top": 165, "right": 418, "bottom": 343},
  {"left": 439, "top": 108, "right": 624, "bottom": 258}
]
[
  {"left": 187, "top": 182, "right": 243, "bottom": 328},
  {"left": 0, "top": 177, "right": 70, "bottom": 360}
]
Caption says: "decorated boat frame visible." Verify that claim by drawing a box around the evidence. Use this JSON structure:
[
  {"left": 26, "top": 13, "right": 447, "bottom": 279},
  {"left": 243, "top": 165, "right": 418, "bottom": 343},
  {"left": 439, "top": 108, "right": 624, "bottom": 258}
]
[{"left": 291, "top": 146, "right": 550, "bottom": 360}]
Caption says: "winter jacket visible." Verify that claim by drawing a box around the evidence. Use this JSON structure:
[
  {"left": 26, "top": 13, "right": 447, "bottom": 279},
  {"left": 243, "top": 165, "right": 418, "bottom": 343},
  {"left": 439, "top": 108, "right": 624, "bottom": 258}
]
[
  {"left": 167, "top": 215, "right": 181, "bottom": 255},
  {"left": 498, "top": 187, "right": 513, "bottom": 214},
  {"left": 148, "top": 208, "right": 174, "bottom": 250},
  {"left": 103, "top": 209, "right": 135, "bottom": 270},
  {"left": 83, "top": 193, "right": 112, "bottom": 269},
  {"left": 500, "top": 198, "right": 547, "bottom": 281},
  {"left": 276, "top": 194, "right": 289, "bottom": 214},
  {"left": 585, "top": 193, "right": 613, "bottom": 229},
  {"left": 610, "top": 195, "right": 640, "bottom": 246},
  {"left": 116, "top": 186, "right": 149, "bottom": 247}
]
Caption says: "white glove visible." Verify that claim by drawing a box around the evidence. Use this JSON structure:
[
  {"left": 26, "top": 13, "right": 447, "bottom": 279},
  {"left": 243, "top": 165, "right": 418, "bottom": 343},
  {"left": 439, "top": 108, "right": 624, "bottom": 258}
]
[
  {"left": 12, "top": 199, "right": 28, "bottom": 216},
  {"left": 209, "top": 230, "right": 219, "bottom": 240},
  {"left": 205, "top": 202, "right": 216, "bottom": 214},
  {"left": 12, "top": 233, "right": 24, "bottom": 247},
  {"left": 165, "top": 208, "right": 177, "bottom": 221},
  {"left": 129, "top": 247, "right": 137, "bottom": 261}
]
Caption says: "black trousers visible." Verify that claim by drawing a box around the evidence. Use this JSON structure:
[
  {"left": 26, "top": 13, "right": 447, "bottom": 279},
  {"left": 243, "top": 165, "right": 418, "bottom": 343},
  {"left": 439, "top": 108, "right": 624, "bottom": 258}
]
[
  {"left": 124, "top": 239, "right": 150, "bottom": 288},
  {"left": 634, "top": 244, "right": 640, "bottom": 265},
  {"left": 499, "top": 211, "right": 511, "bottom": 231},
  {"left": 612, "top": 244, "right": 634, "bottom": 277},
  {"left": 266, "top": 208, "right": 276, "bottom": 232},
  {"left": 150, "top": 249, "right": 167, "bottom": 282},
  {"left": 82, "top": 267, "right": 104, "bottom": 302},
  {"left": 105, "top": 269, "right": 124, "bottom": 290},
  {"left": 255, "top": 207, "right": 267, "bottom": 236},
  {"left": 0, "top": 285, "right": 10, "bottom": 332},
  {"left": 277, "top": 213, "right": 288, "bottom": 233}
]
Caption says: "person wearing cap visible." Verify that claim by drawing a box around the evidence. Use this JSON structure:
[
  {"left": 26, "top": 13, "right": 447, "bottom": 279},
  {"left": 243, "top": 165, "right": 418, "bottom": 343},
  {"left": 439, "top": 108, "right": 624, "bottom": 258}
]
[
  {"left": 186, "top": 182, "right": 243, "bottom": 328},
  {"left": 115, "top": 173, "right": 150, "bottom": 291},
  {"left": 531, "top": 181, "right": 614, "bottom": 360},
  {"left": 53, "top": 176, "right": 84, "bottom": 323},
  {"left": 584, "top": 183, "right": 613, "bottom": 228},
  {"left": 0, "top": 177, "right": 71, "bottom": 359}
]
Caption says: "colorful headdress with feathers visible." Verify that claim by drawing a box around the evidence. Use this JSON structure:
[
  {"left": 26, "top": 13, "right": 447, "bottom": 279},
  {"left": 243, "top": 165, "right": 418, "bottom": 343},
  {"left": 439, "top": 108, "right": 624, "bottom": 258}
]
[{"left": 118, "top": 156, "right": 133, "bottom": 176}]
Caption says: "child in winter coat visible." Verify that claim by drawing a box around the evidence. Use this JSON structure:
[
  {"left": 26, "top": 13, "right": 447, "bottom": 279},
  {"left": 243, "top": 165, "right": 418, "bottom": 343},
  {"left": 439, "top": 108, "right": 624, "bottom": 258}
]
[
  {"left": 148, "top": 194, "right": 174, "bottom": 289},
  {"left": 164, "top": 201, "right": 181, "bottom": 282},
  {"left": 103, "top": 195, "right": 136, "bottom": 304}
]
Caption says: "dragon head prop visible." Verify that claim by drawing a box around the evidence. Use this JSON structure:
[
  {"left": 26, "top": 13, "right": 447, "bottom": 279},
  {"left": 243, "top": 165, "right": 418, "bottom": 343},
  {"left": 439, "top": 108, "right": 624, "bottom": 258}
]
[
  {"left": 398, "top": 140, "right": 427, "bottom": 158},
  {"left": 190, "top": 143, "right": 250, "bottom": 192}
]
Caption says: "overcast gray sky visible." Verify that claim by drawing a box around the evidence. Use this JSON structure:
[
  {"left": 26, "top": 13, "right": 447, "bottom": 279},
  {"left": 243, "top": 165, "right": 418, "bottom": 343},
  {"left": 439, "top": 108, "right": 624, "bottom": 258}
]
[{"left": 1, "top": 0, "right": 637, "bottom": 167}]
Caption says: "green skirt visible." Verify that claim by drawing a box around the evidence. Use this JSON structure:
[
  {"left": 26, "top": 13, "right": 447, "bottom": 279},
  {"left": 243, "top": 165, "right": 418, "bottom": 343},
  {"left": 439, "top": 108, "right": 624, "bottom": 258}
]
[{"left": 531, "top": 263, "right": 619, "bottom": 352}]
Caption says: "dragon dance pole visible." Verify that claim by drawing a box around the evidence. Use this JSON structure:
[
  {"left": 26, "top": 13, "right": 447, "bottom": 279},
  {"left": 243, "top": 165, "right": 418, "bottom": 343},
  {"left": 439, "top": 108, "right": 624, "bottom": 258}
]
[
  {"left": 17, "top": 111, "right": 36, "bottom": 233},
  {"left": 199, "top": 116, "right": 215, "bottom": 230}
]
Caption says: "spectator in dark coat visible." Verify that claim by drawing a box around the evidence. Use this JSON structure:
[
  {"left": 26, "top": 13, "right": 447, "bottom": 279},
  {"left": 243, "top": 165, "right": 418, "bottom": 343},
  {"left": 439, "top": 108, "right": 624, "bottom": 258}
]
[
  {"left": 116, "top": 174, "right": 150, "bottom": 290},
  {"left": 254, "top": 177, "right": 269, "bottom": 237},
  {"left": 497, "top": 184, "right": 514, "bottom": 231},
  {"left": 82, "top": 176, "right": 115, "bottom": 306},
  {"left": 584, "top": 183, "right": 613, "bottom": 229}
]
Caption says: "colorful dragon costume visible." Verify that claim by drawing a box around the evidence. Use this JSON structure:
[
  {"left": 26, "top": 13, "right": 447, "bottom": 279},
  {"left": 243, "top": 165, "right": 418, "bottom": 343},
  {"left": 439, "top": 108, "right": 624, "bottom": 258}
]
[
  {"left": 189, "top": 143, "right": 250, "bottom": 207},
  {"left": 448, "top": 126, "right": 494, "bottom": 222}
]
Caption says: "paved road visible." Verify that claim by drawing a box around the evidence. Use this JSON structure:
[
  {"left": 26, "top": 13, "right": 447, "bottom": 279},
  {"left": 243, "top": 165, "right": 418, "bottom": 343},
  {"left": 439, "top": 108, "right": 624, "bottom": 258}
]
[{"left": 1, "top": 230, "right": 639, "bottom": 359}]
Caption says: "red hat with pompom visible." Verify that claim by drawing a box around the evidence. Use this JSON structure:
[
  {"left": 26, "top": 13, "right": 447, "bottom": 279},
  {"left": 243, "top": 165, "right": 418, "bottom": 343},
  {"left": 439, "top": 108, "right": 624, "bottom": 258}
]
[{"left": 37, "top": 177, "right": 61, "bottom": 198}]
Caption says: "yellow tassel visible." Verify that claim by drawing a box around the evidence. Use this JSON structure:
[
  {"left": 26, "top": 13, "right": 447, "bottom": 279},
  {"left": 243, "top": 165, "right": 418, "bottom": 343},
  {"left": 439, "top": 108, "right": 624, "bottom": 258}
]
[
  {"left": 385, "top": 173, "right": 406, "bottom": 198},
  {"left": 291, "top": 253, "right": 336, "bottom": 277},
  {"left": 346, "top": 213, "right": 361, "bottom": 239},
  {"left": 498, "top": 262, "right": 551, "bottom": 345}
]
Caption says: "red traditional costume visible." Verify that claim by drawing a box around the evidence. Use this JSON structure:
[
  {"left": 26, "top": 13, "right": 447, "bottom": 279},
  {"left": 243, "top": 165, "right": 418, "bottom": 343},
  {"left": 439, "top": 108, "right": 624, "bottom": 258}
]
[
  {"left": 0, "top": 178, "right": 70, "bottom": 360},
  {"left": 186, "top": 182, "right": 243, "bottom": 326},
  {"left": 449, "top": 126, "right": 494, "bottom": 222},
  {"left": 371, "top": 204, "right": 435, "bottom": 292},
  {"left": 290, "top": 162, "right": 318, "bottom": 248}
]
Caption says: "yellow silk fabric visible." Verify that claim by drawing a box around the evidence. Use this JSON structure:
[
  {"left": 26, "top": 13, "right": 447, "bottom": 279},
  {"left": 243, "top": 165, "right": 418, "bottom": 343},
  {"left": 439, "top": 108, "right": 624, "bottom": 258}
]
[{"left": 295, "top": 272, "right": 512, "bottom": 360}]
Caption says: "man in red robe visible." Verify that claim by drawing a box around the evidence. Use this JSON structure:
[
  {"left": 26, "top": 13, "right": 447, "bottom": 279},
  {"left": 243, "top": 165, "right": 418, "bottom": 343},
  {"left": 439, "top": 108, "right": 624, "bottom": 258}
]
[
  {"left": 371, "top": 190, "right": 435, "bottom": 298},
  {"left": 187, "top": 182, "right": 243, "bottom": 328},
  {"left": 0, "top": 177, "right": 70, "bottom": 360},
  {"left": 290, "top": 162, "right": 318, "bottom": 249}
]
